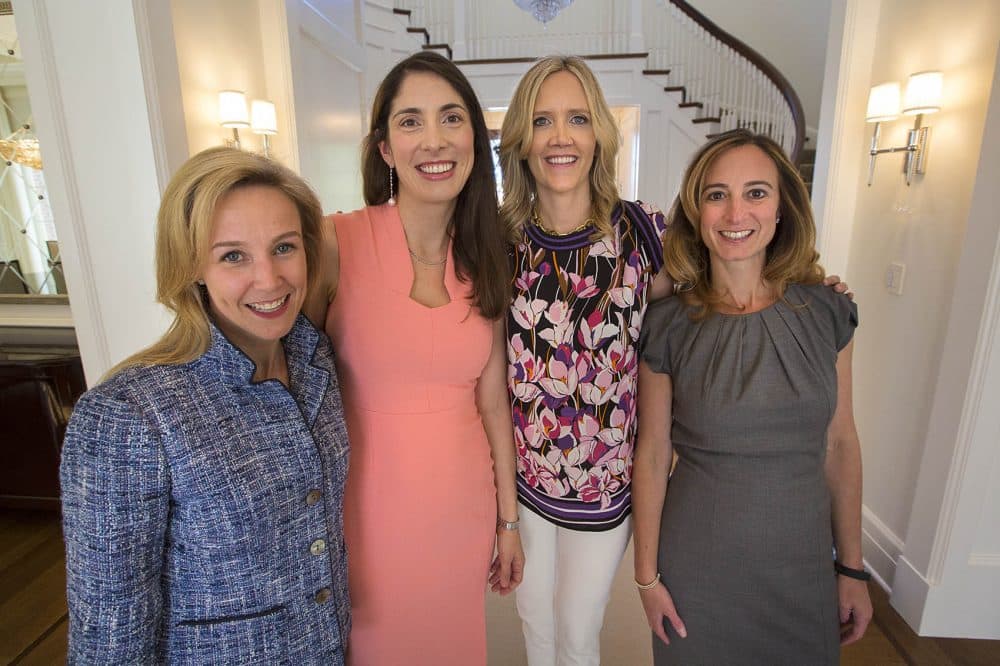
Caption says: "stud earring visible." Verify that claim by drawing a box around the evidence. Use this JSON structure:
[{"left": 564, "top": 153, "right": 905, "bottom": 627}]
[
  {"left": 197, "top": 279, "right": 205, "bottom": 286},
  {"left": 388, "top": 167, "right": 396, "bottom": 206},
  {"left": 776, "top": 215, "right": 782, "bottom": 224}
]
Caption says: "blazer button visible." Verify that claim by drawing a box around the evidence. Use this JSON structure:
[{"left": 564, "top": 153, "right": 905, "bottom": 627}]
[
  {"left": 310, "top": 539, "right": 327, "bottom": 556},
  {"left": 315, "top": 587, "right": 332, "bottom": 604},
  {"left": 305, "top": 489, "right": 322, "bottom": 506}
]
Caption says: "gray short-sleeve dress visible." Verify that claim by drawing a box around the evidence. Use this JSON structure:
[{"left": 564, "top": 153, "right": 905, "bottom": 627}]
[{"left": 639, "top": 283, "right": 858, "bottom": 665}]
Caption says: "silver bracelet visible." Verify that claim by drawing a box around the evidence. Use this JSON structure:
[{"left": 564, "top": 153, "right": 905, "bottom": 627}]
[
  {"left": 635, "top": 572, "right": 661, "bottom": 590},
  {"left": 497, "top": 517, "right": 520, "bottom": 531}
]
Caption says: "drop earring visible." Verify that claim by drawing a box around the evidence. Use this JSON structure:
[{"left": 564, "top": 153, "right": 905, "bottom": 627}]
[{"left": 388, "top": 167, "right": 396, "bottom": 206}]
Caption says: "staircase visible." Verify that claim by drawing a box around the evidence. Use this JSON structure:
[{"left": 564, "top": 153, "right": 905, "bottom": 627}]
[
  {"left": 797, "top": 147, "right": 816, "bottom": 195},
  {"left": 389, "top": 0, "right": 805, "bottom": 161}
]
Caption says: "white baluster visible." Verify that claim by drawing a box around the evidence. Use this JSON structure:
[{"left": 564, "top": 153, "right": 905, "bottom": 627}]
[{"left": 452, "top": 0, "right": 466, "bottom": 60}]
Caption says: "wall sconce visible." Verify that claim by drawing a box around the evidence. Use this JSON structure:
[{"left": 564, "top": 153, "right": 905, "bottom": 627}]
[
  {"left": 251, "top": 100, "right": 278, "bottom": 158},
  {"left": 218, "top": 90, "right": 249, "bottom": 150},
  {"left": 866, "top": 71, "right": 943, "bottom": 186}
]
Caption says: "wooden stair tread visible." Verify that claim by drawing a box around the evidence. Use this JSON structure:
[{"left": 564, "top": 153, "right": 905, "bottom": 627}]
[
  {"left": 406, "top": 27, "right": 429, "bottom": 44},
  {"left": 422, "top": 43, "right": 454, "bottom": 60},
  {"left": 679, "top": 101, "right": 703, "bottom": 108},
  {"left": 692, "top": 117, "right": 720, "bottom": 124}
]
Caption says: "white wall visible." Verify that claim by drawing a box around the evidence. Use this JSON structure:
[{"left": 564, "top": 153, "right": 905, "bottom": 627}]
[
  {"left": 689, "top": 0, "right": 832, "bottom": 137},
  {"left": 819, "top": 0, "right": 1000, "bottom": 636},
  {"left": 284, "top": 0, "right": 367, "bottom": 211},
  {"left": 171, "top": 0, "right": 296, "bottom": 163},
  {"left": 891, "top": 41, "right": 1000, "bottom": 638}
]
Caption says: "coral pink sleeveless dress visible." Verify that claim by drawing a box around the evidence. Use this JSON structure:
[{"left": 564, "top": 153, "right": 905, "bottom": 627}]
[{"left": 325, "top": 205, "right": 497, "bottom": 665}]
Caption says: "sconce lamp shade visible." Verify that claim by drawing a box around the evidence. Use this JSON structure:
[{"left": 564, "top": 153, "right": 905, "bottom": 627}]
[
  {"left": 866, "top": 82, "right": 901, "bottom": 122},
  {"left": 903, "top": 71, "right": 943, "bottom": 115},
  {"left": 218, "top": 90, "right": 250, "bottom": 127},
  {"left": 251, "top": 100, "right": 278, "bottom": 135}
]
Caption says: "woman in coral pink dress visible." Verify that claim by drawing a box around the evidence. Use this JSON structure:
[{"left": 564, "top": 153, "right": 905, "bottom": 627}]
[{"left": 305, "top": 52, "right": 523, "bottom": 665}]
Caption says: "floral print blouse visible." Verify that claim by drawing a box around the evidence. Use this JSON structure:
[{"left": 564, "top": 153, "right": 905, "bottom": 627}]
[{"left": 508, "top": 200, "right": 667, "bottom": 531}]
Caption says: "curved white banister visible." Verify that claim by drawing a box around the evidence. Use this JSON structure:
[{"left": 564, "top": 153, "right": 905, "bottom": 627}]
[
  {"left": 392, "top": 0, "right": 804, "bottom": 158},
  {"left": 646, "top": 0, "right": 803, "bottom": 157}
]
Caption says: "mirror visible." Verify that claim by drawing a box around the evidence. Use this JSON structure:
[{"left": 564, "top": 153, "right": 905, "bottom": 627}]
[{"left": 0, "top": 12, "right": 64, "bottom": 300}]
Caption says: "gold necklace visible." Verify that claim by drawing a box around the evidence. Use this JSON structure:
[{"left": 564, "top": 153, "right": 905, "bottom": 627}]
[
  {"left": 531, "top": 208, "right": 595, "bottom": 236},
  {"left": 407, "top": 246, "right": 447, "bottom": 266},
  {"left": 402, "top": 226, "right": 447, "bottom": 266}
]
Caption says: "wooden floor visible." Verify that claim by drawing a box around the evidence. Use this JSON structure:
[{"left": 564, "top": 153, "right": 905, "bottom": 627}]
[{"left": 2, "top": 508, "right": 998, "bottom": 665}]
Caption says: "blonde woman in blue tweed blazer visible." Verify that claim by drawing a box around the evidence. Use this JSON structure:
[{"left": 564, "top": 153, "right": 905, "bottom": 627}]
[{"left": 60, "top": 147, "right": 350, "bottom": 664}]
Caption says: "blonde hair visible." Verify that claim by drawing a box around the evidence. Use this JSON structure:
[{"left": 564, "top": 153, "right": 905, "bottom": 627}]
[
  {"left": 664, "top": 129, "right": 824, "bottom": 319},
  {"left": 105, "top": 147, "right": 324, "bottom": 379},
  {"left": 499, "top": 56, "right": 621, "bottom": 240}
]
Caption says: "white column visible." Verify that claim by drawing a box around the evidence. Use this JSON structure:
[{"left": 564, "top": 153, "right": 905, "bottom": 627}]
[
  {"left": 14, "top": 0, "right": 187, "bottom": 384},
  {"left": 811, "top": 0, "right": 879, "bottom": 274}
]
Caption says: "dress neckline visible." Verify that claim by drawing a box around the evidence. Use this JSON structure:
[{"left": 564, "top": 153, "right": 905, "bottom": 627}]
[{"left": 370, "top": 204, "right": 461, "bottom": 309}]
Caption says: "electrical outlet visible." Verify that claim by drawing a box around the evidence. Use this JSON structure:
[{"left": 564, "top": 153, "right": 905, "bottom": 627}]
[{"left": 886, "top": 262, "right": 905, "bottom": 295}]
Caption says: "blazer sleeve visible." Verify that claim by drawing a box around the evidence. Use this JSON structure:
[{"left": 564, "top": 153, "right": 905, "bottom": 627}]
[{"left": 60, "top": 388, "right": 170, "bottom": 664}]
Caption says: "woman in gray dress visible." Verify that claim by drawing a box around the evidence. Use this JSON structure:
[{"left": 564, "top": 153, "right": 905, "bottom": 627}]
[{"left": 632, "top": 129, "right": 872, "bottom": 664}]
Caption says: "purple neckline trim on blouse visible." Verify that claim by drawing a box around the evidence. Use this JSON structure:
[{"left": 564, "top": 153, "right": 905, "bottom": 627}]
[
  {"left": 523, "top": 203, "right": 625, "bottom": 250},
  {"left": 621, "top": 200, "right": 665, "bottom": 274}
]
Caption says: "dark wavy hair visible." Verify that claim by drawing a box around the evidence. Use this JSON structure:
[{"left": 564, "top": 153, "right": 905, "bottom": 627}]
[{"left": 361, "top": 51, "right": 509, "bottom": 320}]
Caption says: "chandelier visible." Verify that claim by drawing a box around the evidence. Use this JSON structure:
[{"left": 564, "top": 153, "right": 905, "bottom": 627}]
[
  {"left": 0, "top": 126, "right": 42, "bottom": 170},
  {"left": 514, "top": 0, "right": 574, "bottom": 25}
]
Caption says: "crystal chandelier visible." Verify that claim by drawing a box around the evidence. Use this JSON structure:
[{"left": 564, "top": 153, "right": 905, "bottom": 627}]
[{"left": 514, "top": 0, "right": 574, "bottom": 25}]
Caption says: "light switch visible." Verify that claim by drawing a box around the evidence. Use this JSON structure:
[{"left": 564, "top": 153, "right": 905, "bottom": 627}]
[{"left": 886, "top": 262, "right": 905, "bottom": 296}]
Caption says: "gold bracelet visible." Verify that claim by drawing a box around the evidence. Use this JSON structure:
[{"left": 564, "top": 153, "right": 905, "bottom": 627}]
[{"left": 635, "top": 573, "right": 661, "bottom": 590}]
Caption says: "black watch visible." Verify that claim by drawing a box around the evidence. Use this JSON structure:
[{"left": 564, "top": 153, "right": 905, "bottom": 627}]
[{"left": 834, "top": 561, "right": 871, "bottom": 581}]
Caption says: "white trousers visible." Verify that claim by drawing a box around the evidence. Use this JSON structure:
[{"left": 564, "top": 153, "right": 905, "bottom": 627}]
[{"left": 514, "top": 505, "right": 632, "bottom": 666}]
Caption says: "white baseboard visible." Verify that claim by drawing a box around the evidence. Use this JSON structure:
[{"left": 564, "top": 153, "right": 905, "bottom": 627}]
[
  {"left": 861, "top": 505, "right": 904, "bottom": 585},
  {"left": 889, "top": 555, "right": 930, "bottom": 631}
]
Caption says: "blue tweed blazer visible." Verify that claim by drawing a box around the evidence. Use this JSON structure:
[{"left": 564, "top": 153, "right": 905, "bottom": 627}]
[{"left": 61, "top": 315, "right": 350, "bottom": 665}]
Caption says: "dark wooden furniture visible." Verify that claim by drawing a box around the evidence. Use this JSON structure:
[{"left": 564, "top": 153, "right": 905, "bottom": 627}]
[{"left": 0, "top": 346, "right": 85, "bottom": 509}]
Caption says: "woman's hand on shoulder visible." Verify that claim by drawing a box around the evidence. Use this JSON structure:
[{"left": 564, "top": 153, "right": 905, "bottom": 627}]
[
  {"left": 838, "top": 576, "right": 873, "bottom": 645},
  {"left": 648, "top": 268, "right": 674, "bottom": 302},
  {"left": 488, "top": 529, "right": 524, "bottom": 595},
  {"left": 823, "top": 274, "right": 854, "bottom": 300},
  {"left": 639, "top": 580, "right": 687, "bottom": 646}
]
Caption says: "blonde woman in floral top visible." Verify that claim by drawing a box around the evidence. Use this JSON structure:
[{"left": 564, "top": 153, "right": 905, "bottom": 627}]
[{"left": 499, "top": 56, "right": 673, "bottom": 665}]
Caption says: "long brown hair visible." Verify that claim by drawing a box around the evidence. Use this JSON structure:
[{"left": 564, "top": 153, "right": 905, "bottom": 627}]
[
  {"left": 499, "top": 56, "right": 621, "bottom": 240},
  {"left": 664, "top": 129, "right": 823, "bottom": 318},
  {"left": 361, "top": 51, "right": 509, "bottom": 320},
  {"left": 105, "top": 147, "right": 324, "bottom": 379}
]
